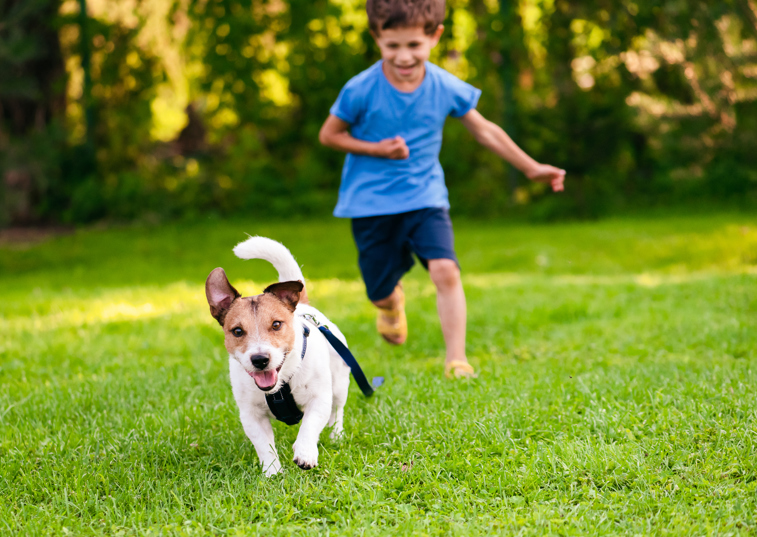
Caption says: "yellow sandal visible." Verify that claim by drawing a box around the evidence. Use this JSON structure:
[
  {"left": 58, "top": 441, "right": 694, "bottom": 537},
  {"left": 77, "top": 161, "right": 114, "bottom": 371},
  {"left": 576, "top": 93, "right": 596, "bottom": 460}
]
[
  {"left": 376, "top": 285, "right": 407, "bottom": 345},
  {"left": 444, "top": 360, "right": 477, "bottom": 379}
]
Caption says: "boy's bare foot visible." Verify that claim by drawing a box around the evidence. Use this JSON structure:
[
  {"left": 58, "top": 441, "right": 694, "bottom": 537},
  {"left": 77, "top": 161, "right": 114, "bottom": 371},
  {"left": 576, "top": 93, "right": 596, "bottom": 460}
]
[
  {"left": 375, "top": 284, "right": 407, "bottom": 345},
  {"left": 444, "top": 359, "right": 477, "bottom": 379}
]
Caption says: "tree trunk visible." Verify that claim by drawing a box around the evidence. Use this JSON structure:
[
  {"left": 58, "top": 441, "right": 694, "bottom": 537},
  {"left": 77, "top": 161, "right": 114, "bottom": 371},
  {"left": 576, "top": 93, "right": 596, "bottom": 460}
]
[{"left": 0, "top": 0, "right": 66, "bottom": 225}]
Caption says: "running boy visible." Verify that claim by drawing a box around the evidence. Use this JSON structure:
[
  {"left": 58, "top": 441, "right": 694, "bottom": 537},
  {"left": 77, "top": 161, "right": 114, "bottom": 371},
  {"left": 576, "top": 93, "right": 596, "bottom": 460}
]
[{"left": 319, "top": 0, "right": 565, "bottom": 378}]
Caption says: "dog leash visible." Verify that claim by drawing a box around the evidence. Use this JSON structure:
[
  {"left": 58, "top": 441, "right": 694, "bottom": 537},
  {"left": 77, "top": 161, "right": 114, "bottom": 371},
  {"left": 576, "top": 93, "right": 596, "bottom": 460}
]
[
  {"left": 265, "top": 316, "right": 384, "bottom": 426},
  {"left": 300, "top": 313, "right": 384, "bottom": 397}
]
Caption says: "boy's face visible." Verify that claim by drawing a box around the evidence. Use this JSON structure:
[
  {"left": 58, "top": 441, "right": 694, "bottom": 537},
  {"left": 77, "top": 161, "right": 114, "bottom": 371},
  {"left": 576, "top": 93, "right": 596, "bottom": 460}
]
[{"left": 372, "top": 25, "right": 444, "bottom": 85}]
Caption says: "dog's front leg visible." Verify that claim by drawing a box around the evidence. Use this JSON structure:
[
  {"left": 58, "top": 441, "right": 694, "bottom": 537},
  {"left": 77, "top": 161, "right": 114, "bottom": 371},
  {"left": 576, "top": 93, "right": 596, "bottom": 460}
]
[
  {"left": 292, "top": 396, "right": 331, "bottom": 470},
  {"left": 239, "top": 409, "right": 281, "bottom": 476}
]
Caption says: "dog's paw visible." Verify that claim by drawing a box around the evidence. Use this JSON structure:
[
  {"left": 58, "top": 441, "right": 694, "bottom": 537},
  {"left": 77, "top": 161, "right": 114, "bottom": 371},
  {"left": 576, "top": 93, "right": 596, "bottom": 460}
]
[
  {"left": 329, "top": 425, "right": 344, "bottom": 442},
  {"left": 262, "top": 458, "right": 282, "bottom": 477},
  {"left": 292, "top": 441, "right": 319, "bottom": 470}
]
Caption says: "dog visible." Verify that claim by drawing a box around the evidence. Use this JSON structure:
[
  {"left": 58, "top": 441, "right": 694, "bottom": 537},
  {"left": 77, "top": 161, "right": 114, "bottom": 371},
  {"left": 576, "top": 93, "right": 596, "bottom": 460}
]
[{"left": 205, "top": 236, "right": 351, "bottom": 476}]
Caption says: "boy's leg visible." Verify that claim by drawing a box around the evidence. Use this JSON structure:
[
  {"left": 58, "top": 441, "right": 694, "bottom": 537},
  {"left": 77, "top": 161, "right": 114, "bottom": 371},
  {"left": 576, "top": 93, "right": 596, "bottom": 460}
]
[
  {"left": 351, "top": 214, "right": 415, "bottom": 345},
  {"left": 372, "top": 283, "right": 406, "bottom": 345},
  {"left": 427, "top": 259, "right": 467, "bottom": 367},
  {"left": 372, "top": 287, "right": 402, "bottom": 310},
  {"left": 408, "top": 208, "right": 475, "bottom": 377}
]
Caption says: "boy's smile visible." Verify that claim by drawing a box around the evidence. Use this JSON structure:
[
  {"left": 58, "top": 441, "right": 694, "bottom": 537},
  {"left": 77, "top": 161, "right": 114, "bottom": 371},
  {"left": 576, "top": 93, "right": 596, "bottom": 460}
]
[{"left": 372, "top": 25, "right": 444, "bottom": 92}]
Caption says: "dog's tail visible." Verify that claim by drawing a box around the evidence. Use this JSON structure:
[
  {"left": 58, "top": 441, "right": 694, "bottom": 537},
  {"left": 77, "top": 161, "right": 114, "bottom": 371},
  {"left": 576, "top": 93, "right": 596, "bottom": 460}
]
[{"left": 233, "top": 236, "right": 306, "bottom": 286}]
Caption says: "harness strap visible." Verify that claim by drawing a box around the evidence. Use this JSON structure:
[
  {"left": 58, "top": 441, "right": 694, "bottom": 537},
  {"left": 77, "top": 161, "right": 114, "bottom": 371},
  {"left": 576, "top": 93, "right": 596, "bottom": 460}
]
[
  {"left": 265, "top": 317, "right": 384, "bottom": 426},
  {"left": 265, "top": 325, "right": 309, "bottom": 425},
  {"left": 317, "top": 326, "right": 382, "bottom": 397},
  {"left": 264, "top": 383, "right": 303, "bottom": 425}
]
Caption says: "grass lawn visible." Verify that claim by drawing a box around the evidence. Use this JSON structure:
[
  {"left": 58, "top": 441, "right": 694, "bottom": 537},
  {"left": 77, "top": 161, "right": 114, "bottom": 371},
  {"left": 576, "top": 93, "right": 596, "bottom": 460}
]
[{"left": 1, "top": 212, "right": 757, "bottom": 535}]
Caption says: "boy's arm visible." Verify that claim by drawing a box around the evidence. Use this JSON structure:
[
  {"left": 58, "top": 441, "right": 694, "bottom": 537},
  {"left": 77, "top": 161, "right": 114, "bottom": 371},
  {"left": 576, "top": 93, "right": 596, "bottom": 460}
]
[
  {"left": 459, "top": 109, "right": 565, "bottom": 192},
  {"left": 319, "top": 114, "right": 409, "bottom": 159}
]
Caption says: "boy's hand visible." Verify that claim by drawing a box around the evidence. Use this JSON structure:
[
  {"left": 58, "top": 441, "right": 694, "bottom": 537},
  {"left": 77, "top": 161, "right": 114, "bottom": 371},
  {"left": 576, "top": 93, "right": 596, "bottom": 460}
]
[
  {"left": 526, "top": 164, "right": 566, "bottom": 192},
  {"left": 319, "top": 115, "right": 409, "bottom": 159},
  {"left": 375, "top": 136, "right": 409, "bottom": 159}
]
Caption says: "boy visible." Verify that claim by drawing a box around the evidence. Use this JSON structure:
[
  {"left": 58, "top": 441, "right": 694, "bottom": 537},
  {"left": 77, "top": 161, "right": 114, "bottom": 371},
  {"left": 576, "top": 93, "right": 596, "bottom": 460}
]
[{"left": 319, "top": 0, "right": 565, "bottom": 378}]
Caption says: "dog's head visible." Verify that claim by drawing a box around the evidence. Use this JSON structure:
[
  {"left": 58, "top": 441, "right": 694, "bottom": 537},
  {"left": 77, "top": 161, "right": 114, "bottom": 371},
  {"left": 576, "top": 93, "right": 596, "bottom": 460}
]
[{"left": 205, "top": 267, "right": 303, "bottom": 392}]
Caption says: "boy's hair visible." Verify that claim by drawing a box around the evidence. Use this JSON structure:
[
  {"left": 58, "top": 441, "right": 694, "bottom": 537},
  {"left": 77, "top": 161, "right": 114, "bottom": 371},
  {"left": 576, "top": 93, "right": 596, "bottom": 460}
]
[{"left": 366, "top": 0, "right": 445, "bottom": 36}]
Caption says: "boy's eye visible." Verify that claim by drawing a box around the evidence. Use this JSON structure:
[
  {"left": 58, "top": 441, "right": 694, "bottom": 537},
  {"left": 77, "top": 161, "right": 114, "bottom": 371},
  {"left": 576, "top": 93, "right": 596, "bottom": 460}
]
[
  {"left": 272, "top": 321, "right": 282, "bottom": 331},
  {"left": 387, "top": 43, "right": 399, "bottom": 49},
  {"left": 408, "top": 42, "right": 420, "bottom": 48},
  {"left": 231, "top": 327, "right": 244, "bottom": 337}
]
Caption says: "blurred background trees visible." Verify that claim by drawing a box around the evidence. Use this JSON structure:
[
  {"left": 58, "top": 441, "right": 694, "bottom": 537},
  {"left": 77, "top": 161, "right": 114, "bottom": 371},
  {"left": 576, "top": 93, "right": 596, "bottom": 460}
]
[{"left": 1, "top": 0, "right": 756, "bottom": 226}]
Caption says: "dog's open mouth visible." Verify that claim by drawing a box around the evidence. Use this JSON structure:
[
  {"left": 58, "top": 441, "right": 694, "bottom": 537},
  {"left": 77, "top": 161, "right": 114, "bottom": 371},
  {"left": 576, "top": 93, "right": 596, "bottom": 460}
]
[{"left": 249, "top": 367, "right": 280, "bottom": 391}]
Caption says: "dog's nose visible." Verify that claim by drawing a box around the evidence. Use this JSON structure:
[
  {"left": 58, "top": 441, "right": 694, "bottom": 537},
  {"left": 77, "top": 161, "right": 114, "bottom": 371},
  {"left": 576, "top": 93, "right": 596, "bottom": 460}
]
[{"left": 250, "top": 354, "right": 270, "bottom": 370}]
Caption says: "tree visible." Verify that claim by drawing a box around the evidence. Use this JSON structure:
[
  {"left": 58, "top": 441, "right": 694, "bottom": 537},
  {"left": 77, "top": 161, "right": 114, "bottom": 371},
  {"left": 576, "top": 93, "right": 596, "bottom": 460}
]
[{"left": 0, "top": 0, "right": 66, "bottom": 224}]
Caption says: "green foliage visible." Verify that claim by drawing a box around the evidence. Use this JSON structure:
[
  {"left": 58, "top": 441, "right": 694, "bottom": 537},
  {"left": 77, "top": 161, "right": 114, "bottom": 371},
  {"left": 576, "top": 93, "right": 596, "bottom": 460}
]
[
  {"left": 1, "top": 214, "right": 756, "bottom": 534},
  {"left": 0, "top": 0, "right": 66, "bottom": 225},
  {"left": 2, "top": 0, "right": 757, "bottom": 225}
]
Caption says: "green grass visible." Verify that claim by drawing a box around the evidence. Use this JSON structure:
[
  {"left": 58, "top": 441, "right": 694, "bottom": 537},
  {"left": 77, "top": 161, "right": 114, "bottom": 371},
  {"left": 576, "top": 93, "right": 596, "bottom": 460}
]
[{"left": 1, "top": 212, "right": 757, "bottom": 535}]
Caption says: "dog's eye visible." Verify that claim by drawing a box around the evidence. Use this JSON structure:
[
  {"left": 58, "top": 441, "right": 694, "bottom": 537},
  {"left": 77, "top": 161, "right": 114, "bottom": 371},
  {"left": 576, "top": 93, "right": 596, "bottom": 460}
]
[
  {"left": 231, "top": 327, "right": 244, "bottom": 337},
  {"left": 271, "top": 321, "right": 282, "bottom": 331}
]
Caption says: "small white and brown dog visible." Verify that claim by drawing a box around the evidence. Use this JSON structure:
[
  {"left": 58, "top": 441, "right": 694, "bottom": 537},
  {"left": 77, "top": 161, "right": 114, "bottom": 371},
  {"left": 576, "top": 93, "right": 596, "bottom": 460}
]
[{"left": 205, "top": 236, "right": 351, "bottom": 476}]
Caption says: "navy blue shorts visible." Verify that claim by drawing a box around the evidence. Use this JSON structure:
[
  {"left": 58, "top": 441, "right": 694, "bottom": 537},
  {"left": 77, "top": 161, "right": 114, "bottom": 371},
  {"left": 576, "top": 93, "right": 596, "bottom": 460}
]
[{"left": 351, "top": 207, "right": 459, "bottom": 301}]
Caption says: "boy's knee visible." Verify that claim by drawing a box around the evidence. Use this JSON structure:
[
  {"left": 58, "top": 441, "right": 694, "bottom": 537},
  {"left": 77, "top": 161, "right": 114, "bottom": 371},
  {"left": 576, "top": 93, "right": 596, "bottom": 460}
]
[
  {"left": 372, "top": 296, "right": 393, "bottom": 309},
  {"left": 428, "top": 258, "right": 460, "bottom": 289},
  {"left": 372, "top": 286, "right": 401, "bottom": 309}
]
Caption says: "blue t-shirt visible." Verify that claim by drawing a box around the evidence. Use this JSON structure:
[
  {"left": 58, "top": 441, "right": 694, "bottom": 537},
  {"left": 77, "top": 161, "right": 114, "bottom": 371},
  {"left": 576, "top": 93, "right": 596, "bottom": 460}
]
[{"left": 329, "top": 61, "right": 481, "bottom": 218}]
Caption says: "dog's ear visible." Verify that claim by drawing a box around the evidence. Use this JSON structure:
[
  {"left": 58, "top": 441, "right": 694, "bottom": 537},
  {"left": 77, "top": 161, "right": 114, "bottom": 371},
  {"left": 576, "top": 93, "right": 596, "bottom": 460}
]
[
  {"left": 206, "top": 268, "right": 241, "bottom": 326},
  {"left": 263, "top": 280, "right": 304, "bottom": 312}
]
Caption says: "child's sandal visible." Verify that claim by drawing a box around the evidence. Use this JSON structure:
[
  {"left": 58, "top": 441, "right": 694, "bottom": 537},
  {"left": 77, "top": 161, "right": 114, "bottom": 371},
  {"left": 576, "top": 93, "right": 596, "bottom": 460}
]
[
  {"left": 444, "top": 360, "right": 477, "bottom": 379},
  {"left": 376, "top": 285, "right": 407, "bottom": 345}
]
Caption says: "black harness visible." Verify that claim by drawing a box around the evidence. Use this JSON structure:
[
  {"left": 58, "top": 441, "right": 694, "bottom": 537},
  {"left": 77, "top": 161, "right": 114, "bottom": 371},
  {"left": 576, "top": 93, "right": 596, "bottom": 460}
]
[
  {"left": 264, "top": 316, "right": 383, "bottom": 426},
  {"left": 264, "top": 325, "right": 309, "bottom": 425}
]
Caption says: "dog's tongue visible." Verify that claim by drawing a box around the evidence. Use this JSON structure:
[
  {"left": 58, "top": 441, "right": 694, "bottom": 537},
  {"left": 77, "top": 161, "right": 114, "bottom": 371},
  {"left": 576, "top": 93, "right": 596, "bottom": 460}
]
[{"left": 251, "top": 369, "right": 278, "bottom": 390}]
